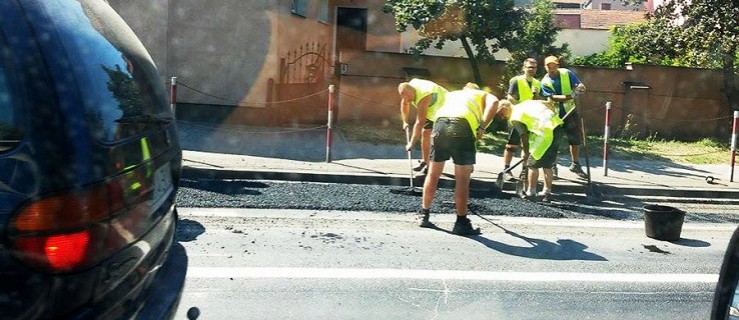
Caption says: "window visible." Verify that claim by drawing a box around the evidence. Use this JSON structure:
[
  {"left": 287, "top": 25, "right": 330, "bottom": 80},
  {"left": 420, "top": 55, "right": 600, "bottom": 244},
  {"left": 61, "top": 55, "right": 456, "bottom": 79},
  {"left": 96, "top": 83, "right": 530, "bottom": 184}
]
[
  {"left": 291, "top": 0, "right": 308, "bottom": 17},
  {"left": 318, "top": 0, "right": 329, "bottom": 23},
  {"left": 38, "top": 0, "right": 171, "bottom": 143},
  {"left": 0, "top": 36, "right": 22, "bottom": 152},
  {"left": 601, "top": 3, "right": 612, "bottom": 10}
]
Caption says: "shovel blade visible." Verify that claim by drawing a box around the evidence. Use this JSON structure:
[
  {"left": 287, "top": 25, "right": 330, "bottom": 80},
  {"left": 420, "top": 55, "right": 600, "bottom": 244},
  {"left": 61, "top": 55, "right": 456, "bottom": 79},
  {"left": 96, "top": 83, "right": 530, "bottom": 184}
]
[{"left": 496, "top": 172, "right": 505, "bottom": 189}]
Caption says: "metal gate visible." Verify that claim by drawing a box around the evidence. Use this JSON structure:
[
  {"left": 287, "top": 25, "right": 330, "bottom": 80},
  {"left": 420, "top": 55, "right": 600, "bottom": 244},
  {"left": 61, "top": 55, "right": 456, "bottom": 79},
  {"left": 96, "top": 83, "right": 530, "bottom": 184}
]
[{"left": 269, "top": 42, "right": 332, "bottom": 126}]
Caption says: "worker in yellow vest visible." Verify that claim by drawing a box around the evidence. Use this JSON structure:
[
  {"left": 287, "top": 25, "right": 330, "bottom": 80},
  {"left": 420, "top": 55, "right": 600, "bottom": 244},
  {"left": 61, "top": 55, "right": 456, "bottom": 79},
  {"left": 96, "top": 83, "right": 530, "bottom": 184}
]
[
  {"left": 502, "top": 58, "right": 542, "bottom": 181},
  {"left": 506, "top": 99, "right": 564, "bottom": 202},
  {"left": 398, "top": 78, "right": 449, "bottom": 174},
  {"left": 540, "top": 56, "right": 588, "bottom": 179},
  {"left": 406, "top": 83, "right": 510, "bottom": 235}
]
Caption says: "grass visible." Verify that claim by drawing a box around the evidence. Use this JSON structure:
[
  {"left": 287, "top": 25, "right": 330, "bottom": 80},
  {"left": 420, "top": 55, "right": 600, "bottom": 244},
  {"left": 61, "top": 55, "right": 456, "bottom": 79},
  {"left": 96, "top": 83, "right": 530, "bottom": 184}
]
[
  {"left": 337, "top": 121, "right": 410, "bottom": 146},
  {"left": 338, "top": 121, "right": 731, "bottom": 165}
]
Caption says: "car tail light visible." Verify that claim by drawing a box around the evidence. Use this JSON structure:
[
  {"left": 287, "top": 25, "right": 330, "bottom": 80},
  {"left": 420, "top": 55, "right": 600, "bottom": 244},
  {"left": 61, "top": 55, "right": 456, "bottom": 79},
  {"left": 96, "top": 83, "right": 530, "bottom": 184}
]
[
  {"left": 7, "top": 163, "right": 161, "bottom": 273},
  {"left": 14, "top": 231, "right": 91, "bottom": 271}
]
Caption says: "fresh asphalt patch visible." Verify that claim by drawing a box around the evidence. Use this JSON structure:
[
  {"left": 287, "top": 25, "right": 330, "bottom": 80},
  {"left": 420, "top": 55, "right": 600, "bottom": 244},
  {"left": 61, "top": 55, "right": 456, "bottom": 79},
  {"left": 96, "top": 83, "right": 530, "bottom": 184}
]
[
  {"left": 176, "top": 178, "right": 739, "bottom": 223},
  {"left": 178, "top": 178, "right": 569, "bottom": 219}
]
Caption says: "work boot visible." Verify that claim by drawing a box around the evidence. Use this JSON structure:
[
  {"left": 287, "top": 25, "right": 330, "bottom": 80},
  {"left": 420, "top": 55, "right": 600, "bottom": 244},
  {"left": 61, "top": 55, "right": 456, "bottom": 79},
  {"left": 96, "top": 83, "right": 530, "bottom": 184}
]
[
  {"left": 452, "top": 216, "right": 481, "bottom": 236},
  {"left": 569, "top": 163, "right": 589, "bottom": 179},
  {"left": 413, "top": 161, "right": 427, "bottom": 172},
  {"left": 418, "top": 209, "right": 434, "bottom": 228}
]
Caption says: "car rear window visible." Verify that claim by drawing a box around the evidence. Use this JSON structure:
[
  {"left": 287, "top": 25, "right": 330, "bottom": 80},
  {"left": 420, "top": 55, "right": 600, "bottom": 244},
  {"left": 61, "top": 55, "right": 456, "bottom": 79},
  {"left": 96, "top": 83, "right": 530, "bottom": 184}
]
[
  {"left": 36, "top": 0, "right": 170, "bottom": 143},
  {"left": 0, "top": 36, "right": 22, "bottom": 153}
]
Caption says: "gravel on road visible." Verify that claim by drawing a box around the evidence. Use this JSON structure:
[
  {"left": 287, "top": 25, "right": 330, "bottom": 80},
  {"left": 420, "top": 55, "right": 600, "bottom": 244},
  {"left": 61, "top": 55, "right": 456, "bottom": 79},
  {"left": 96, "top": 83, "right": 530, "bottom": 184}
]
[{"left": 176, "top": 179, "right": 739, "bottom": 223}]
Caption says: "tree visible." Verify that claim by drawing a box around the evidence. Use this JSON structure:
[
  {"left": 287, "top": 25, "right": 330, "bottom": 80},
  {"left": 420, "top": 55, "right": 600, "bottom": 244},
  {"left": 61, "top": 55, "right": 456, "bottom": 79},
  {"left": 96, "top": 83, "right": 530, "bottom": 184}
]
[
  {"left": 382, "top": 0, "right": 523, "bottom": 85},
  {"left": 574, "top": 0, "right": 739, "bottom": 112},
  {"left": 679, "top": 0, "right": 739, "bottom": 112},
  {"left": 501, "top": 0, "right": 569, "bottom": 92}
]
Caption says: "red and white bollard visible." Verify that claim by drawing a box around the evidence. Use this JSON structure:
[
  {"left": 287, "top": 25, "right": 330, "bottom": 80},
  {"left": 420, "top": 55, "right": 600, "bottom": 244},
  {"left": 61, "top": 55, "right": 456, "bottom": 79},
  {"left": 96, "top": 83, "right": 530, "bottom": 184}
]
[
  {"left": 603, "top": 101, "right": 612, "bottom": 176},
  {"left": 731, "top": 111, "right": 738, "bottom": 182},
  {"left": 169, "top": 76, "right": 177, "bottom": 118},
  {"left": 326, "top": 85, "right": 335, "bottom": 163}
]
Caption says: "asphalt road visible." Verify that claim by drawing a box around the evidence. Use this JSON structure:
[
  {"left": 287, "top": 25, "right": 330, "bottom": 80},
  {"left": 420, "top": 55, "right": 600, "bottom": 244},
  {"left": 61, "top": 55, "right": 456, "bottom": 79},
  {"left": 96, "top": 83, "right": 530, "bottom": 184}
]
[
  {"left": 172, "top": 208, "right": 736, "bottom": 320},
  {"left": 176, "top": 179, "right": 739, "bottom": 223}
]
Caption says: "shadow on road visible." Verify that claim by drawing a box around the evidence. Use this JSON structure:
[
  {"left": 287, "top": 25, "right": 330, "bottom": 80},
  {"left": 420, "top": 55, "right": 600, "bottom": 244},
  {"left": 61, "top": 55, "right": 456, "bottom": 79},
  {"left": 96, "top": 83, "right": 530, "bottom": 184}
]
[
  {"left": 176, "top": 218, "right": 206, "bottom": 242},
  {"left": 670, "top": 238, "right": 711, "bottom": 247},
  {"left": 178, "top": 121, "right": 405, "bottom": 161},
  {"left": 469, "top": 213, "right": 607, "bottom": 261},
  {"left": 471, "top": 231, "right": 608, "bottom": 261},
  {"left": 180, "top": 178, "right": 268, "bottom": 196}
]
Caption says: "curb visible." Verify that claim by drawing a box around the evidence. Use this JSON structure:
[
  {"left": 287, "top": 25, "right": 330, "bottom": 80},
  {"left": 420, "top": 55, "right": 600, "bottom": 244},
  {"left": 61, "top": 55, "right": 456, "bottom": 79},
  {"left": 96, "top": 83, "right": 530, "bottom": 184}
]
[{"left": 181, "top": 166, "right": 739, "bottom": 202}]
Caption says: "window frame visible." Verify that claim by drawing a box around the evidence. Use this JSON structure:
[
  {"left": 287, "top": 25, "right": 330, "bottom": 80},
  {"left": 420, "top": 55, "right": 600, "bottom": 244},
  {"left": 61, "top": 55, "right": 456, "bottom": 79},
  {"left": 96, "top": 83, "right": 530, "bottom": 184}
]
[{"left": 291, "top": 0, "right": 308, "bottom": 18}]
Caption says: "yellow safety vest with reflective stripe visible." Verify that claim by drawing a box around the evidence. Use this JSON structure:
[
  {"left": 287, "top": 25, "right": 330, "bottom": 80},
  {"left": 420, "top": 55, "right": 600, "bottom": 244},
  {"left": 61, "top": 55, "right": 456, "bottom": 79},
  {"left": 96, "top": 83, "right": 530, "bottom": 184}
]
[
  {"left": 509, "top": 100, "right": 564, "bottom": 160},
  {"left": 511, "top": 75, "right": 541, "bottom": 102},
  {"left": 409, "top": 78, "right": 448, "bottom": 121},
  {"left": 542, "top": 68, "right": 575, "bottom": 114},
  {"left": 434, "top": 88, "right": 487, "bottom": 137}
]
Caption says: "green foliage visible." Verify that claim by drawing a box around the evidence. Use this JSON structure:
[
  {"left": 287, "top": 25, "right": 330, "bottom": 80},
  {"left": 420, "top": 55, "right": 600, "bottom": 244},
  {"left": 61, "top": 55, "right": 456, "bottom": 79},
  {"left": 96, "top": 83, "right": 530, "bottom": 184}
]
[
  {"left": 383, "top": 0, "right": 524, "bottom": 84},
  {"left": 501, "top": 0, "right": 570, "bottom": 91},
  {"left": 572, "top": 0, "right": 739, "bottom": 111},
  {"left": 574, "top": 0, "right": 739, "bottom": 69}
]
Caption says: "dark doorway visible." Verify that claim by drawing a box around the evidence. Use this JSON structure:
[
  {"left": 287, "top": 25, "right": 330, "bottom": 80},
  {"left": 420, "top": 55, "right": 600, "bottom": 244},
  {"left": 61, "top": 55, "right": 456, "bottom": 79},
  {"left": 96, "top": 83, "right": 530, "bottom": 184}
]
[{"left": 336, "top": 8, "right": 367, "bottom": 51}]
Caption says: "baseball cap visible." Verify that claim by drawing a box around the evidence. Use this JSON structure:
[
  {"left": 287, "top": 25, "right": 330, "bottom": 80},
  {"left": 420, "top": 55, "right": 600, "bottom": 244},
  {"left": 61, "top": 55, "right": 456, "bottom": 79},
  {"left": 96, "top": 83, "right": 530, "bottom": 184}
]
[{"left": 544, "top": 56, "right": 559, "bottom": 66}]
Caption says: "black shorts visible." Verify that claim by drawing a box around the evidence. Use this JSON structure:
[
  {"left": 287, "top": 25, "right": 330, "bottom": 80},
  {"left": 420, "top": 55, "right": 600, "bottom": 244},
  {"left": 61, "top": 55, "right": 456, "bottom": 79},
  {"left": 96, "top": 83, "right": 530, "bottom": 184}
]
[
  {"left": 562, "top": 111, "right": 583, "bottom": 145},
  {"left": 430, "top": 117, "right": 476, "bottom": 165},
  {"left": 527, "top": 127, "right": 563, "bottom": 169},
  {"left": 423, "top": 118, "right": 434, "bottom": 129},
  {"left": 506, "top": 126, "right": 520, "bottom": 146}
]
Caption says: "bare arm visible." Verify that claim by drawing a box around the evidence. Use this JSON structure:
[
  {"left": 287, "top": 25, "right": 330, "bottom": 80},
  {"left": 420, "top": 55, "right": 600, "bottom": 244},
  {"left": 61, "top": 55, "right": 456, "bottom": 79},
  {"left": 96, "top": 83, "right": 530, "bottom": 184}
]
[
  {"left": 406, "top": 96, "right": 431, "bottom": 151},
  {"left": 477, "top": 94, "right": 499, "bottom": 139},
  {"left": 549, "top": 94, "right": 572, "bottom": 102},
  {"left": 400, "top": 98, "right": 411, "bottom": 130}
]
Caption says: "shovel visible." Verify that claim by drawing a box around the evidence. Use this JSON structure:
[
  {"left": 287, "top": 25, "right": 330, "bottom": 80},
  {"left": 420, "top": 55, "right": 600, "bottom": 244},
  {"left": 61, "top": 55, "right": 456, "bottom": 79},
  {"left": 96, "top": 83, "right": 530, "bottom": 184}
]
[
  {"left": 580, "top": 114, "right": 603, "bottom": 200},
  {"left": 496, "top": 158, "right": 525, "bottom": 189},
  {"left": 390, "top": 128, "right": 423, "bottom": 196},
  {"left": 496, "top": 105, "right": 578, "bottom": 192}
]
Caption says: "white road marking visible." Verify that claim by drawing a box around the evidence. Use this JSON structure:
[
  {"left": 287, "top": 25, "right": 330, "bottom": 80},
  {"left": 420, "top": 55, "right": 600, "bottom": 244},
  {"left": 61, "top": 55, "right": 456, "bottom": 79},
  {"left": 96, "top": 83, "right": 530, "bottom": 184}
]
[{"left": 186, "top": 267, "right": 718, "bottom": 283}]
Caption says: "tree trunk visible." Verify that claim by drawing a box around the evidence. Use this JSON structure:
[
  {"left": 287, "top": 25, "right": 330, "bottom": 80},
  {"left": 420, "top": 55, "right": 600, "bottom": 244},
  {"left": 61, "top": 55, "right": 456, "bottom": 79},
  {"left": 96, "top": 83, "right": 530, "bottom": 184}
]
[
  {"left": 723, "top": 49, "right": 738, "bottom": 112},
  {"left": 459, "top": 36, "right": 483, "bottom": 86}
]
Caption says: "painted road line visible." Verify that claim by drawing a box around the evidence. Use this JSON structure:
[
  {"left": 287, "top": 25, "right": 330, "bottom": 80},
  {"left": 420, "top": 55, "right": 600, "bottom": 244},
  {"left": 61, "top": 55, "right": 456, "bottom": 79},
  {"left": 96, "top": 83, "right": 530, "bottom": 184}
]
[{"left": 186, "top": 267, "right": 718, "bottom": 283}]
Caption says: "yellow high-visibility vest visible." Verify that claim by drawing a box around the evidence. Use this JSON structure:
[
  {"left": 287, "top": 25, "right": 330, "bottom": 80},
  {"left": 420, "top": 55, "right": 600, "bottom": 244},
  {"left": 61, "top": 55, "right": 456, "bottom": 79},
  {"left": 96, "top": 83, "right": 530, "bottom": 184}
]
[
  {"left": 434, "top": 88, "right": 487, "bottom": 137},
  {"left": 542, "top": 68, "right": 575, "bottom": 114},
  {"left": 509, "top": 100, "right": 564, "bottom": 160},
  {"left": 512, "top": 75, "right": 541, "bottom": 102},
  {"left": 409, "top": 78, "right": 448, "bottom": 121}
]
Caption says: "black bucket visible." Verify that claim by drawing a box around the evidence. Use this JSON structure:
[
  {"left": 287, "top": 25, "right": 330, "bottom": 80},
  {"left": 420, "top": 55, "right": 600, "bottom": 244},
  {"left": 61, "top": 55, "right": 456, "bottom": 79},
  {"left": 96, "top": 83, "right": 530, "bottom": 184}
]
[{"left": 643, "top": 204, "right": 685, "bottom": 241}]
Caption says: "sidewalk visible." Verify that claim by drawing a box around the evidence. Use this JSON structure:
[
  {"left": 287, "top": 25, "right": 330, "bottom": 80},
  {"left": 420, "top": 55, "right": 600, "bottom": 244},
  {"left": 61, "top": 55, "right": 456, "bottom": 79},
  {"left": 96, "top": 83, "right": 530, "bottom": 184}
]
[{"left": 177, "top": 121, "right": 739, "bottom": 201}]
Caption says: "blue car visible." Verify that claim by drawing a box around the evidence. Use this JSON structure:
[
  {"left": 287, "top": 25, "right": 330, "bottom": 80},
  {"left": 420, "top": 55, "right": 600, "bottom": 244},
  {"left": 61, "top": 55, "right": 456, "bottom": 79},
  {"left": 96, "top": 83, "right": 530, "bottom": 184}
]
[{"left": 0, "top": 0, "right": 185, "bottom": 319}]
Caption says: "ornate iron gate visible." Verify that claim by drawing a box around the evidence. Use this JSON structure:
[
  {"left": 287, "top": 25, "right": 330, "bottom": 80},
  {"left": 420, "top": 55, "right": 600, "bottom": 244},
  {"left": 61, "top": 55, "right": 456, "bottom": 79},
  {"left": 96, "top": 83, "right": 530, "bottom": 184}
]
[{"left": 270, "top": 42, "right": 332, "bottom": 126}]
